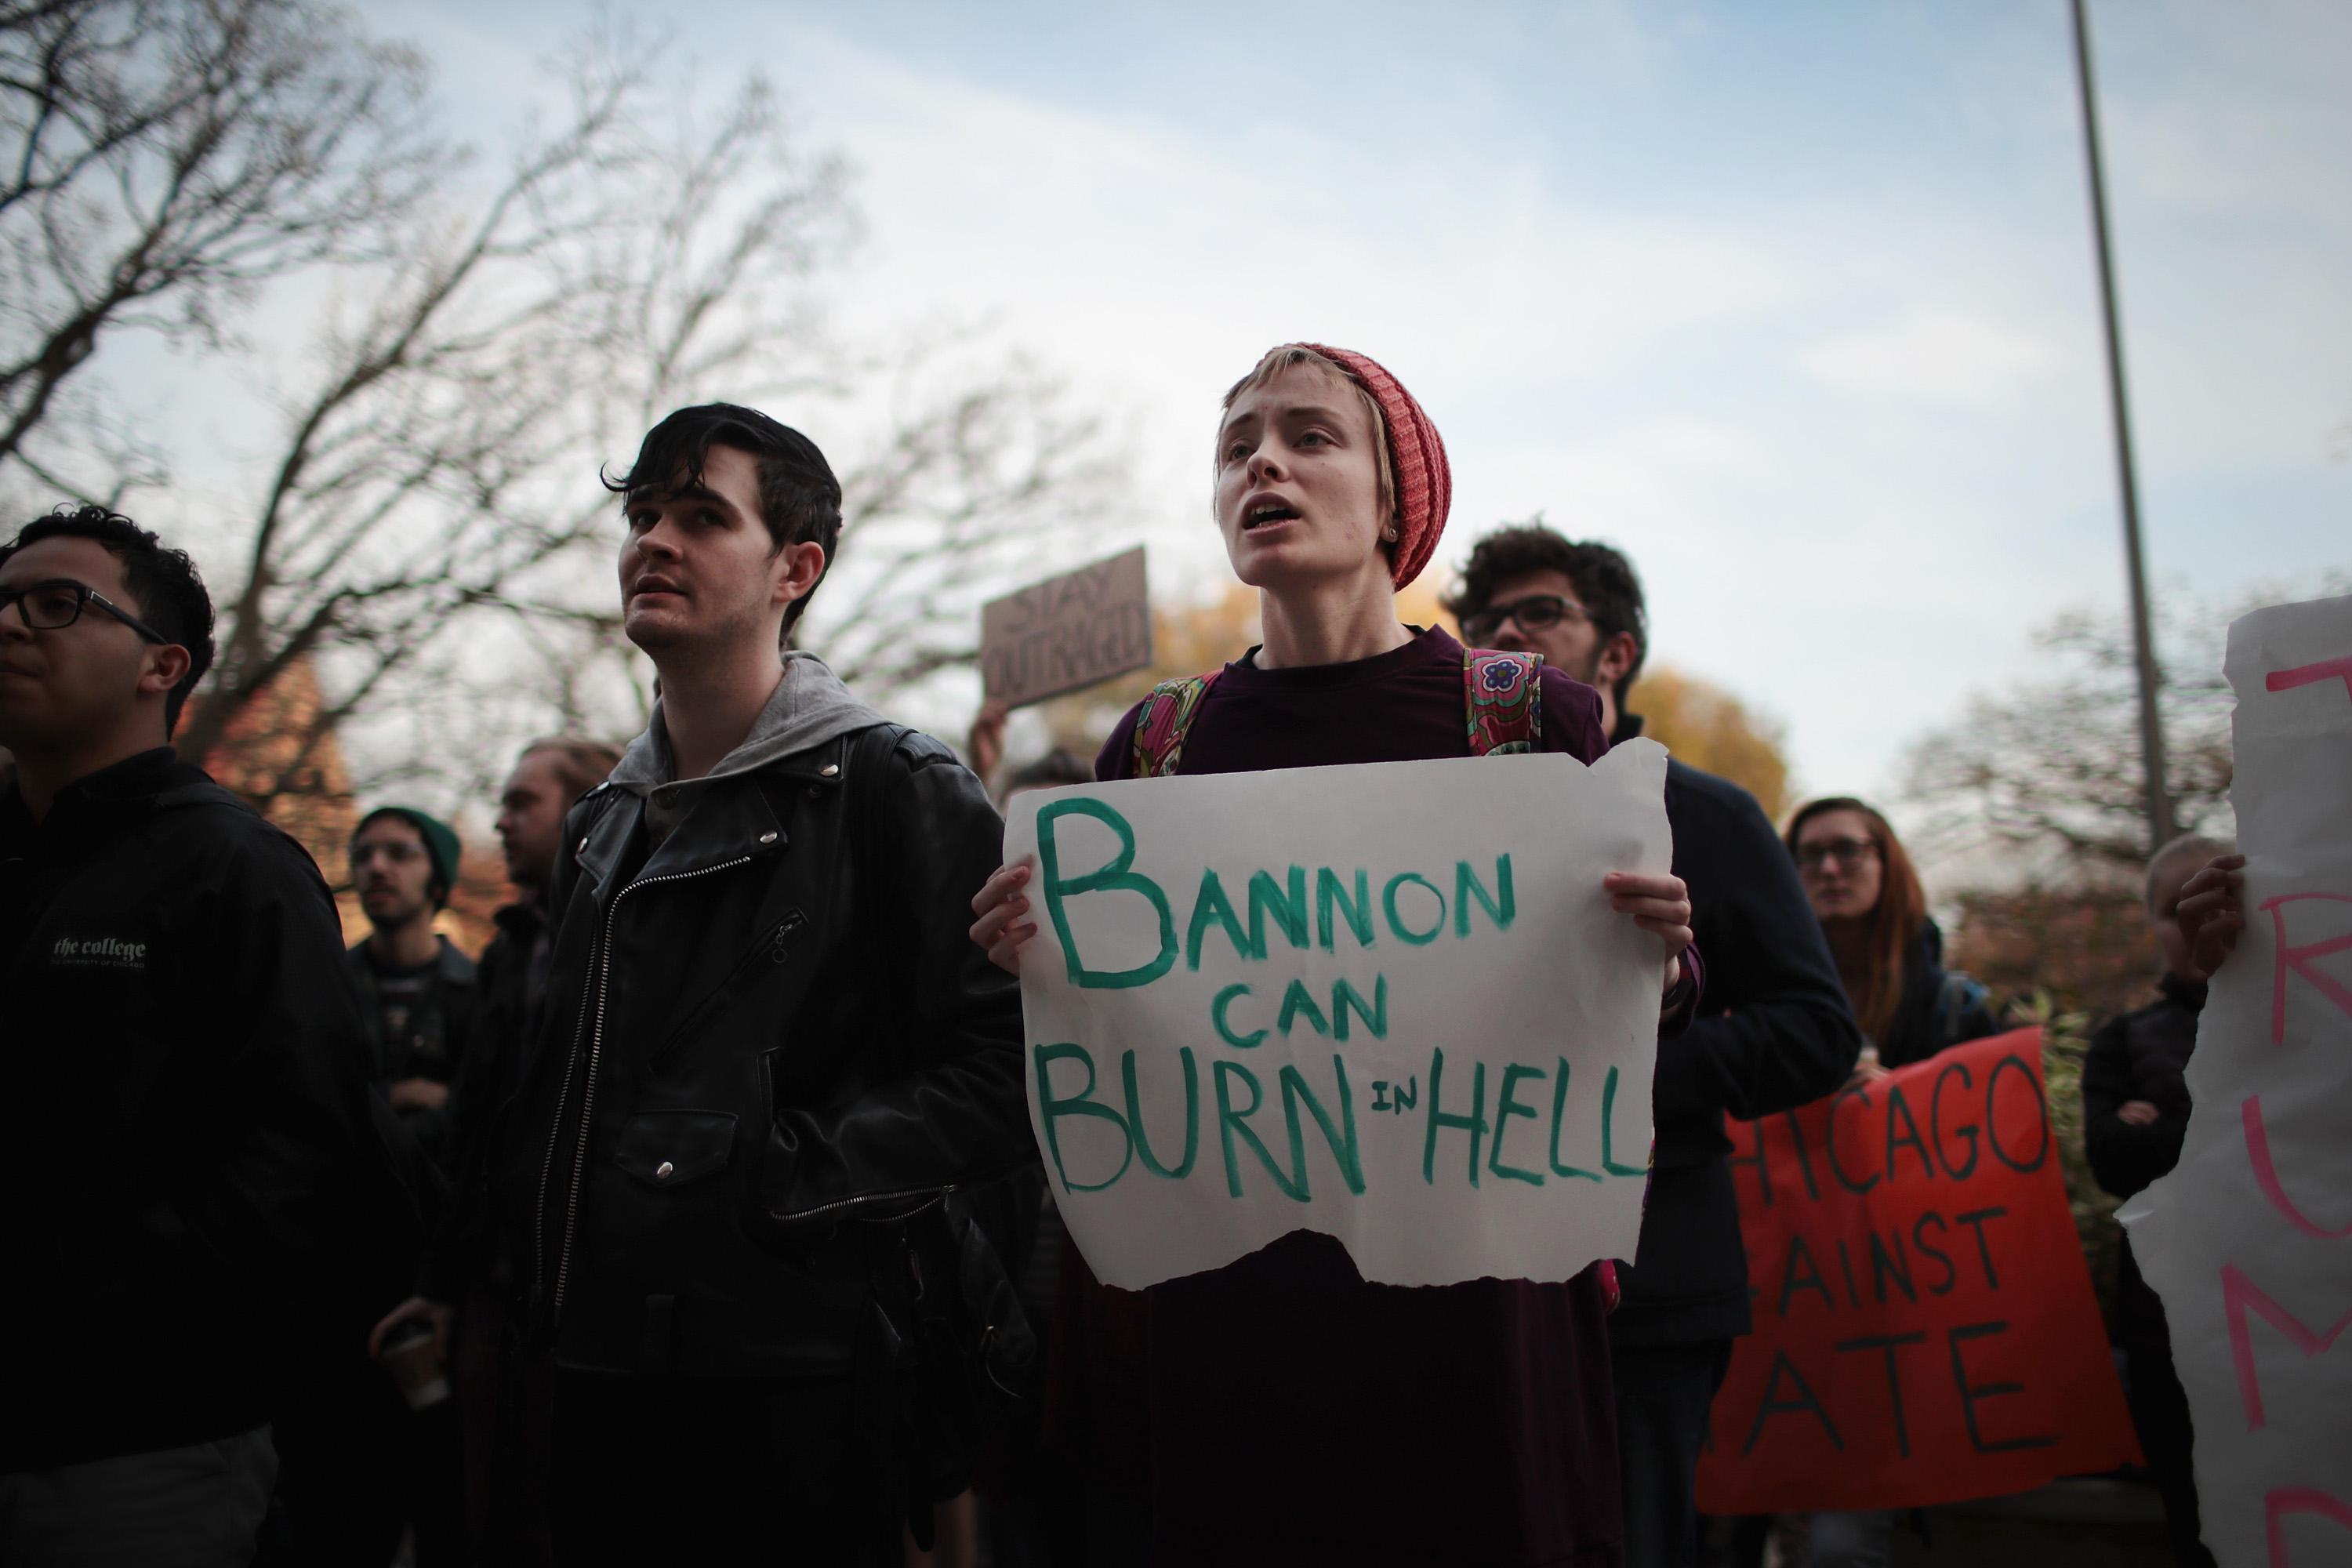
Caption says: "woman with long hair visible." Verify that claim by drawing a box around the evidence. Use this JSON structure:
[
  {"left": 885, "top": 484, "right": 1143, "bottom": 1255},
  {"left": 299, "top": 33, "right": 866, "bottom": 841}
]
[
  {"left": 1779, "top": 797, "right": 1998, "bottom": 1568},
  {"left": 969, "top": 343, "right": 1697, "bottom": 1566},
  {"left": 1784, "top": 797, "right": 1997, "bottom": 1076}
]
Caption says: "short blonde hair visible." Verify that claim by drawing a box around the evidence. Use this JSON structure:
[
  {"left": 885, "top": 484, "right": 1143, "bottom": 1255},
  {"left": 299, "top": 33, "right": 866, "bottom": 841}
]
[{"left": 1218, "top": 346, "right": 1399, "bottom": 530}]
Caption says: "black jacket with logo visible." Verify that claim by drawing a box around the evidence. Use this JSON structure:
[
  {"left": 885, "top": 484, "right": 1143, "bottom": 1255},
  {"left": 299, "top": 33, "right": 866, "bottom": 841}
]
[
  {"left": 0, "top": 750, "right": 422, "bottom": 1471},
  {"left": 493, "top": 724, "right": 1030, "bottom": 1379},
  {"left": 1608, "top": 746, "right": 1863, "bottom": 1346}
]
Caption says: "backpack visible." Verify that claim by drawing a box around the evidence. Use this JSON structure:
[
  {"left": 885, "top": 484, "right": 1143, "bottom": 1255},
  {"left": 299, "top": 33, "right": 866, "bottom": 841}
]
[
  {"left": 1131, "top": 646, "right": 1543, "bottom": 775},
  {"left": 1936, "top": 968, "right": 1995, "bottom": 1048},
  {"left": 836, "top": 724, "right": 1042, "bottom": 1551},
  {"left": 1123, "top": 647, "right": 1632, "bottom": 1309}
]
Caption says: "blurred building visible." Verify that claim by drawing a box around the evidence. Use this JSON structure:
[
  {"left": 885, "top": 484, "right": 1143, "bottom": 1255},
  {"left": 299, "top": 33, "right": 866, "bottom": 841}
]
[{"left": 186, "top": 657, "right": 506, "bottom": 956}]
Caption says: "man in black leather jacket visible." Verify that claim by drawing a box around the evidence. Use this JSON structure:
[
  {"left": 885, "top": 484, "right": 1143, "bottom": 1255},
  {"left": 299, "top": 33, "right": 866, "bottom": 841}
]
[
  {"left": 1450, "top": 528, "right": 1861, "bottom": 1568},
  {"left": 489, "top": 405, "right": 1031, "bottom": 1561}
]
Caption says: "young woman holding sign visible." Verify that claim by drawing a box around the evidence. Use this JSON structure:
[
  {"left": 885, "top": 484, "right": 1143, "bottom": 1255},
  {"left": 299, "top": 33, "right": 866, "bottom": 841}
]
[{"left": 970, "top": 343, "right": 1697, "bottom": 1566}]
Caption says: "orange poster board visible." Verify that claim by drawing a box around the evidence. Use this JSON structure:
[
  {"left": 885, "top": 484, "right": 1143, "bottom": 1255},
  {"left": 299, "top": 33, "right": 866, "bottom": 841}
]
[{"left": 1695, "top": 1029, "right": 2142, "bottom": 1514}]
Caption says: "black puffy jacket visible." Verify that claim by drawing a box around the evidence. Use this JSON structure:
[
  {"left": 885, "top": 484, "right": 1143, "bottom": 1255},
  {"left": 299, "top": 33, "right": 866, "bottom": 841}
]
[
  {"left": 0, "top": 750, "right": 422, "bottom": 1471},
  {"left": 495, "top": 723, "right": 1031, "bottom": 1378}
]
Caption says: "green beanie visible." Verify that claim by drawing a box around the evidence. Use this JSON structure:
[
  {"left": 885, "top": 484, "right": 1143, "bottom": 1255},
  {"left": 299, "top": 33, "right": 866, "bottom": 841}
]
[{"left": 355, "top": 806, "right": 462, "bottom": 900}]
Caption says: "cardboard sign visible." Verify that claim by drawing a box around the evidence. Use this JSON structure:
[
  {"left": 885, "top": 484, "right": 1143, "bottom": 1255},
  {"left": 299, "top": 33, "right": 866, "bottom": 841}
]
[
  {"left": 980, "top": 546, "right": 1152, "bottom": 707},
  {"left": 1696, "top": 1029, "right": 2141, "bottom": 1514},
  {"left": 1000, "top": 744, "right": 1674, "bottom": 1290},
  {"left": 2121, "top": 593, "right": 2352, "bottom": 1568}
]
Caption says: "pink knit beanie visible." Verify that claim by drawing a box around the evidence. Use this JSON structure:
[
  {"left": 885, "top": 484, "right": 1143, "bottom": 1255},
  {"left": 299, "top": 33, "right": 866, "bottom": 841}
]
[{"left": 1296, "top": 343, "right": 1452, "bottom": 590}]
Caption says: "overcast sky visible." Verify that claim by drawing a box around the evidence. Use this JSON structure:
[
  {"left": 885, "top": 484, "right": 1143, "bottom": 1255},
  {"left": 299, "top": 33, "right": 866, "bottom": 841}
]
[{"left": 360, "top": 0, "right": 2350, "bottom": 801}]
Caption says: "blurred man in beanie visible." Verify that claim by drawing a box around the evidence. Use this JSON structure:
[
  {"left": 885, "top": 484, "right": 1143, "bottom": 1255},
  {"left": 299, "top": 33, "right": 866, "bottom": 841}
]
[
  {"left": 0, "top": 506, "right": 419, "bottom": 1566},
  {"left": 1450, "top": 525, "right": 1860, "bottom": 1568},
  {"left": 268, "top": 805, "right": 479, "bottom": 1566},
  {"left": 347, "top": 806, "right": 479, "bottom": 1175}
]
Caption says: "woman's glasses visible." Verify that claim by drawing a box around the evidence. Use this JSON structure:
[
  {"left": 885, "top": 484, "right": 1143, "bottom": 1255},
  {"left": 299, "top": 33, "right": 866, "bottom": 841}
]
[
  {"left": 1795, "top": 837, "right": 1879, "bottom": 871},
  {"left": 0, "top": 578, "right": 169, "bottom": 643},
  {"left": 1459, "top": 594, "right": 1595, "bottom": 644}
]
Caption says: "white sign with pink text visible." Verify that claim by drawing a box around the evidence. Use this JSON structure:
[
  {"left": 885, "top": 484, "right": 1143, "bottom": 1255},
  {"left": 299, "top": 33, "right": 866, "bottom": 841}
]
[{"left": 2122, "top": 593, "right": 2352, "bottom": 1567}]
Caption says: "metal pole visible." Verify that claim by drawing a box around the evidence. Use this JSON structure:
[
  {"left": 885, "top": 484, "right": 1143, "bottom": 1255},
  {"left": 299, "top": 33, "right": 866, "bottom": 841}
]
[{"left": 2069, "top": 0, "right": 2174, "bottom": 855}]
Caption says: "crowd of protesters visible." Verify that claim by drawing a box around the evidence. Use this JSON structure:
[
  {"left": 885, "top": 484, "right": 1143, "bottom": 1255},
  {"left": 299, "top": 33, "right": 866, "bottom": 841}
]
[{"left": 0, "top": 343, "right": 2257, "bottom": 1568}]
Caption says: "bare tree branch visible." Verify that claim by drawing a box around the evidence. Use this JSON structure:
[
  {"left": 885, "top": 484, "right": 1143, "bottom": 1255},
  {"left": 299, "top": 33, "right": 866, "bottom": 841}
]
[
  {"left": 808, "top": 354, "right": 1127, "bottom": 702},
  {"left": 1902, "top": 576, "right": 2352, "bottom": 881},
  {"left": 11, "top": 6, "right": 1127, "bottom": 814},
  {"left": 1, "top": 0, "right": 438, "bottom": 479},
  {"left": 167, "top": 34, "right": 855, "bottom": 786}
]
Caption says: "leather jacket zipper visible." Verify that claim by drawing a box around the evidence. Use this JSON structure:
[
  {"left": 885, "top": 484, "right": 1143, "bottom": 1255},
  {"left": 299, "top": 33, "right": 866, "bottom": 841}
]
[
  {"left": 768, "top": 1158, "right": 1035, "bottom": 1227},
  {"left": 539, "top": 853, "right": 755, "bottom": 1322},
  {"left": 644, "top": 909, "right": 808, "bottom": 1073}
]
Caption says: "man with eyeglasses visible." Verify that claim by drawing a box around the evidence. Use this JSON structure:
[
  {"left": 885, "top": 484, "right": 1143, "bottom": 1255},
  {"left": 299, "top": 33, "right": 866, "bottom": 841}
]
[
  {"left": 346, "top": 807, "right": 478, "bottom": 1174},
  {"left": 1447, "top": 525, "right": 1861, "bottom": 1568},
  {"left": 0, "top": 506, "right": 419, "bottom": 1566}
]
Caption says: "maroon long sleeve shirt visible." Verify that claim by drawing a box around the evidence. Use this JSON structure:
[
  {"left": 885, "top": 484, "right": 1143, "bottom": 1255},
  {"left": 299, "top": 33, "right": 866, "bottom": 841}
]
[{"left": 1087, "top": 625, "right": 1677, "bottom": 1568}]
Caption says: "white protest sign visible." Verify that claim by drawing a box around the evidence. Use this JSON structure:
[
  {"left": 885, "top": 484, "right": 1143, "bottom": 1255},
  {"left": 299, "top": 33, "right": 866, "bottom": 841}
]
[
  {"left": 1001, "top": 742, "right": 1673, "bottom": 1290},
  {"left": 2122, "top": 593, "right": 2352, "bottom": 1566}
]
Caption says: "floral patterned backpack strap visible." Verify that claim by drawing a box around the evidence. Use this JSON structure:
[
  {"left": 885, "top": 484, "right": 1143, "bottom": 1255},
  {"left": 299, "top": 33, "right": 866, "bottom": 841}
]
[
  {"left": 1466, "top": 642, "right": 1622, "bottom": 1311},
  {"left": 1463, "top": 649, "right": 1543, "bottom": 757},
  {"left": 1130, "top": 671, "right": 1221, "bottom": 779}
]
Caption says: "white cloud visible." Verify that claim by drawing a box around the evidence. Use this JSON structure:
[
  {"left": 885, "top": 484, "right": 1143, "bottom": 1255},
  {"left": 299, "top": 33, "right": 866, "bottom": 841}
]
[
  {"left": 1802, "top": 314, "right": 2056, "bottom": 405},
  {"left": 166, "top": 1, "right": 2352, "bottom": 804}
]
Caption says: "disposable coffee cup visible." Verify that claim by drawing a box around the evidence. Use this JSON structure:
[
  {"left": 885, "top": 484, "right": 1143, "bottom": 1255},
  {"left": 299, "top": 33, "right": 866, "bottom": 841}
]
[{"left": 380, "top": 1321, "right": 452, "bottom": 1411}]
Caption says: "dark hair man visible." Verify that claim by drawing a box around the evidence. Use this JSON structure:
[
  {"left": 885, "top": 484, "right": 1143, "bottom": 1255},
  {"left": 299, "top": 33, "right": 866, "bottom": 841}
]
[
  {"left": 0, "top": 506, "right": 417, "bottom": 1565},
  {"left": 347, "top": 806, "right": 478, "bottom": 1173},
  {"left": 1448, "top": 524, "right": 1861, "bottom": 1568},
  {"left": 488, "top": 405, "right": 1031, "bottom": 1558}
]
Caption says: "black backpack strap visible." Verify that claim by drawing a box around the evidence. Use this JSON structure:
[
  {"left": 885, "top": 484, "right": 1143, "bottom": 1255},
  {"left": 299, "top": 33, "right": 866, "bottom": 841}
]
[
  {"left": 844, "top": 724, "right": 915, "bottom": 1048},
  {"left": 833, "top": 721, "right": 1037, "bottom": 1534}
]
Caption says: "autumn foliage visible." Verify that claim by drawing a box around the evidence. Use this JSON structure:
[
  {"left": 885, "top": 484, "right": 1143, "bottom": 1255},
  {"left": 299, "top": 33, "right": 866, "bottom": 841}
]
[
  {"left": 187, "top": 655, "right": 508, "bottom": 955},
  {"left": 1621, "top": 669, "right": 1791, "bottom": 823}
]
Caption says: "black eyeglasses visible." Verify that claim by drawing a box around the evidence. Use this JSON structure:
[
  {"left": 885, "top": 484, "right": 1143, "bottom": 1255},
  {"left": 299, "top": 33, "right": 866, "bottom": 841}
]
[
  {"left": 0, "top": 579, "right": 169, "bottom": 644},
  {"left": 1795, "top": 837, "right": 1879, "bottom": 871},
  {"left": 1459, "top": 593, "right": 1595, "bottom": 644}
]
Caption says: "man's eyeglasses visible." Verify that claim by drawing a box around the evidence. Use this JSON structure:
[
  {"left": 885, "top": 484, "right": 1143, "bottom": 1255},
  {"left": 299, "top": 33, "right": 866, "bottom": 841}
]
[
  {"left": 1795, "top": 837, "right": 1879, "bottom": 871},
  {"left": 1459, "top": 594, "right": 1595, "bottom": 644},
  {"left": 0, "top": 579, "right": 168, "bottom": 644}
]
